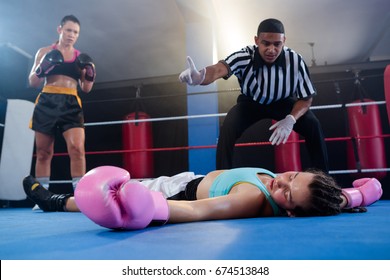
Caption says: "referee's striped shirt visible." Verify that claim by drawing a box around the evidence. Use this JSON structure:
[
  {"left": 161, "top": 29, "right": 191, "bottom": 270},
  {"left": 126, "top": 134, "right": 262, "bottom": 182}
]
[{"left": 221, "top": 45, "right": 316, "bottom": 105}]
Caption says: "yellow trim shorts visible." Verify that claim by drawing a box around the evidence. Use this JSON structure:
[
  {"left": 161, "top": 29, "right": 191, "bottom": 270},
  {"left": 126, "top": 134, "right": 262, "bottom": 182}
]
[{"left": 29, "top": 85, "right": 84, "bottom": 135}]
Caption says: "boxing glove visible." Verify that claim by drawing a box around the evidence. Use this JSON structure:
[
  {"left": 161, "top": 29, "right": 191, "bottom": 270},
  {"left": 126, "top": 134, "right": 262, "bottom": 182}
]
[
  {"left": 35, "top": 49, "right": 64, "bottom": 78},
  {"left": 74, "top": 166, "right": 169, "bottom": 230},
  {"left": 342, "top": 178, "right": 382, "bottom": 208},
  {"left": 77, "top": 53, "right": 95, "bottom": 82}
]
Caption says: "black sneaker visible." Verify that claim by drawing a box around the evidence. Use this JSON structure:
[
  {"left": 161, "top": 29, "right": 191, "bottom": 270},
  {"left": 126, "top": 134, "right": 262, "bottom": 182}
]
[{"left": 23, "top": 175, "right": 71, "bottom": 212}]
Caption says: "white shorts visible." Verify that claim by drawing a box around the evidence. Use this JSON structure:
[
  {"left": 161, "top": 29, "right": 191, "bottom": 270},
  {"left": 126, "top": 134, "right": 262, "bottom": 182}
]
[{"left": 139, "top": 172, "right": 204, "bottom": 198}]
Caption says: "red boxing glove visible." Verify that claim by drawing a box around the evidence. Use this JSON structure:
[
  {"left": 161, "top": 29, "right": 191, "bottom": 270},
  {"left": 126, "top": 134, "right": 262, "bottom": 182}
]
[
  {"left": 342, "top": 178, "right": 383, "bottom": 208},
  {"left": 74, "top": 166, "right": 169, "bottom": 230}
]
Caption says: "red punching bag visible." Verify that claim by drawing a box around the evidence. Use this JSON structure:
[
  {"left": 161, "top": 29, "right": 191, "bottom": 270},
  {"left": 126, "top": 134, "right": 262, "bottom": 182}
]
[
  {"left": 384, "top": 65, "right": 390, "bottom": 125},
  {"left": 346, "top": 99, "right": 386, "bottom": 179},
  {"left": 122, "top": 112, "right": 154, "bottom": 178},
  {"left": 274, "top": 129, "right": 302, "bottom": 173}
]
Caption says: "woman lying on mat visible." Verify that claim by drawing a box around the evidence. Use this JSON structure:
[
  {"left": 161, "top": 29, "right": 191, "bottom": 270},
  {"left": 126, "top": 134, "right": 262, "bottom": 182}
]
[{"left": 23, "top": 165, "right": 382, "bottom": 230}]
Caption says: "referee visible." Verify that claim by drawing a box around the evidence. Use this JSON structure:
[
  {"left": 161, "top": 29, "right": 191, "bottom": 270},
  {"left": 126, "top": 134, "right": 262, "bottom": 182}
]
[{"left": 179, "top": 18, "right": 328, "bottom": 173}]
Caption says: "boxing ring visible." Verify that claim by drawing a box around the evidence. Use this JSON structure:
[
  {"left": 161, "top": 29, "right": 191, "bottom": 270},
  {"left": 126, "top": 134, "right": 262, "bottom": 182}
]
[
  {"left": 1, "top": 68, "right": 390, "bottom": 267},
  {"left": 0, "top": 201, "right": 389, "bottom": 260}
]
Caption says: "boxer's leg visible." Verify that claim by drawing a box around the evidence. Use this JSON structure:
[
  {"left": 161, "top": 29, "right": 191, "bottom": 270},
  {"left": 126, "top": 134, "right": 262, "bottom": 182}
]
[
  {"left": 63, "top": 127, "right": 86, "bottom": 188},
  {"left": 34, "top": 132, "right": 54, "bottom": 178},
  {"left": 33, "top": 132, "right": 55, "bottom": 210}
]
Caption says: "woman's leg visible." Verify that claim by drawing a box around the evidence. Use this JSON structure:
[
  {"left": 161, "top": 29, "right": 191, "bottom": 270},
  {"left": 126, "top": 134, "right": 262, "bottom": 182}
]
[
  {"left": 34, "top": 131, "right": 55, "bottom": 178},
  {"left": 63, "top": 127, "right": 86, "bottom": 189},
  {"left": 65, "top": 197, "right": 80, "bottom": 212}
]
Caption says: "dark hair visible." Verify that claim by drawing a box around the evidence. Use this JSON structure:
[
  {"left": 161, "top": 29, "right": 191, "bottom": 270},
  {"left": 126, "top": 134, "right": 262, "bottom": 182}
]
[
  {"left": 257, "top": 18, "right": 285, "bottom": 36},
  {"left": 293, "top": 169, "right": 342, "bottom": 217},
  {"left": 60, "top": 15, "right": 80, "bottom": 27}
]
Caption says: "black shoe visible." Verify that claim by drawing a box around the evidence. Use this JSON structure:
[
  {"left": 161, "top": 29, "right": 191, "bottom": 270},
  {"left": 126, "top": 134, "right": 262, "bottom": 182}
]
[{"left": 23, "top": 175, "right": 71, "bottom": 212}]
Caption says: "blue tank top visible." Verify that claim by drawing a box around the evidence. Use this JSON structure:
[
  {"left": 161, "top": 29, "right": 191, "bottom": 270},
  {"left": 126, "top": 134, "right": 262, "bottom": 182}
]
[{"left": 209, "top": 167, "right": 281, "bottom": 216}]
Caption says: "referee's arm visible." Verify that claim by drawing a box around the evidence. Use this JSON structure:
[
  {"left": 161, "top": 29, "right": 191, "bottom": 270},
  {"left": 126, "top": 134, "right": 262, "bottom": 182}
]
[
  {"left": 290, "top": 97, "right": 313, "bottom": 120},
  {"left": 201, "top": 61, "right": 229, "bottom": 85}
]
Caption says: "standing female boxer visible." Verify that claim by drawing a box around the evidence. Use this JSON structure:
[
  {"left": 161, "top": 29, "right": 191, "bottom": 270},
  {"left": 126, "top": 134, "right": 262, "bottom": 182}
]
[{"left": 28, "top": 15, "right": 96, "bottom": 202}]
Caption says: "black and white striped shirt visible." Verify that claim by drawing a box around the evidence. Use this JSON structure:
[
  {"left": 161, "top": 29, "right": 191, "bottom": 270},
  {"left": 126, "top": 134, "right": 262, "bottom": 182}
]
[{"left": 222, "top": 45, "right": 316, "bottom": 104}]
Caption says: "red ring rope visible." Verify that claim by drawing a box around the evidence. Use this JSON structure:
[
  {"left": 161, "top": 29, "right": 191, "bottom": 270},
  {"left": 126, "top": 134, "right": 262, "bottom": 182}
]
[{"left": 44, "top": 134, "right": 390, "bottom": 157}]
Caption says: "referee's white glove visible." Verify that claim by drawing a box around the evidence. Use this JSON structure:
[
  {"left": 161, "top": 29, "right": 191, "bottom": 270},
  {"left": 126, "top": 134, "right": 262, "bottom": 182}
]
[
  {"left": 179, "top": 56, "right": 206, "bottom": 86},
  {"left": 269, "top": 115, "right": 296, "bottom": 145}
]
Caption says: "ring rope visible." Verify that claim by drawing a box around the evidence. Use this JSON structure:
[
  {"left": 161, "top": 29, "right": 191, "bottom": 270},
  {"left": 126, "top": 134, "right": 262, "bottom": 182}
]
[
  {"left": 48, "top": 167, "right": 390, "bottom": 184},
  {"left": 329, "top": 168, "right": 390, "bottom": 175},
  {"left": 83, "top": 73, "right": 384, "bottom": 105},
  {"left": 35, "top": 132, "right": 390, "bottom": 185},
  {"left": 311, "top": 100, "right": 386, "bottom": 110},
  {"left": 47, "top": 134, "right": 390, "bottom": 157},
  {"left": 85, "top": 113, "right": 228, "bottom": 127},
  {"left": 0, "top": 100, "right": 386, "bottom": 128},
  {"left": 84, "top": 88, "right": 242, "bottom": 105},
  {"left": 1, "top": 95, "right": 385, "bottom": 182},
  {"left": 84, "top": 100, "right": 386, "bottom": 127}
]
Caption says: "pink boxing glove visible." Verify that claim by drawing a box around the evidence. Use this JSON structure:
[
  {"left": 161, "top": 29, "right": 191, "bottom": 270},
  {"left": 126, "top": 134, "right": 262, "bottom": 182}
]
[
  {"left": 342, "top": 178, "right": 383, "bottom": 208},
  {"left": 74, "top": 166, "right": 169, "bottom": 230},
  {"left": 118, "top": 180, "right": 169, "bottom": 229}
]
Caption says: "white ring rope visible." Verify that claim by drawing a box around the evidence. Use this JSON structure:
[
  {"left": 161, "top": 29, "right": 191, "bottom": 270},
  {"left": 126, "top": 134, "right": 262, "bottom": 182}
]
[
  {"left": 311, "top": 100, "right": 386, "bottom": 110},
  {"left": 329, "top": 168, "right": 390, "bottom": 175},
  {"left": 48, "top": 167, "right": 390, "bottom": 184},
  {"left": 85, "top": 113, "right": 228, "bottom": 127},
  {"left": 0, "top": 99, "right": 386, "bottom": 128},
  {"left": 84, "top": 100, "right": 387, "bottom": 127}
]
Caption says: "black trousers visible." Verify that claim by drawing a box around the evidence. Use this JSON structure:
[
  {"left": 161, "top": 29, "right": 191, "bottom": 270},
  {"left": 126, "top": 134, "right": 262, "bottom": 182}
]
[{"left": 216, "top": 95, "right": 329, "bottom": 172}]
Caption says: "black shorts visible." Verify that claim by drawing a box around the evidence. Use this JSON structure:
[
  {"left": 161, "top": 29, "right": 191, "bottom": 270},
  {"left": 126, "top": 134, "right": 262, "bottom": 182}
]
[
  {"left": 30, "top": 90, "right": 84, "bottom": 136},
  {"left": 167, "top": 177, "right": 204, "bottom": 201}
]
